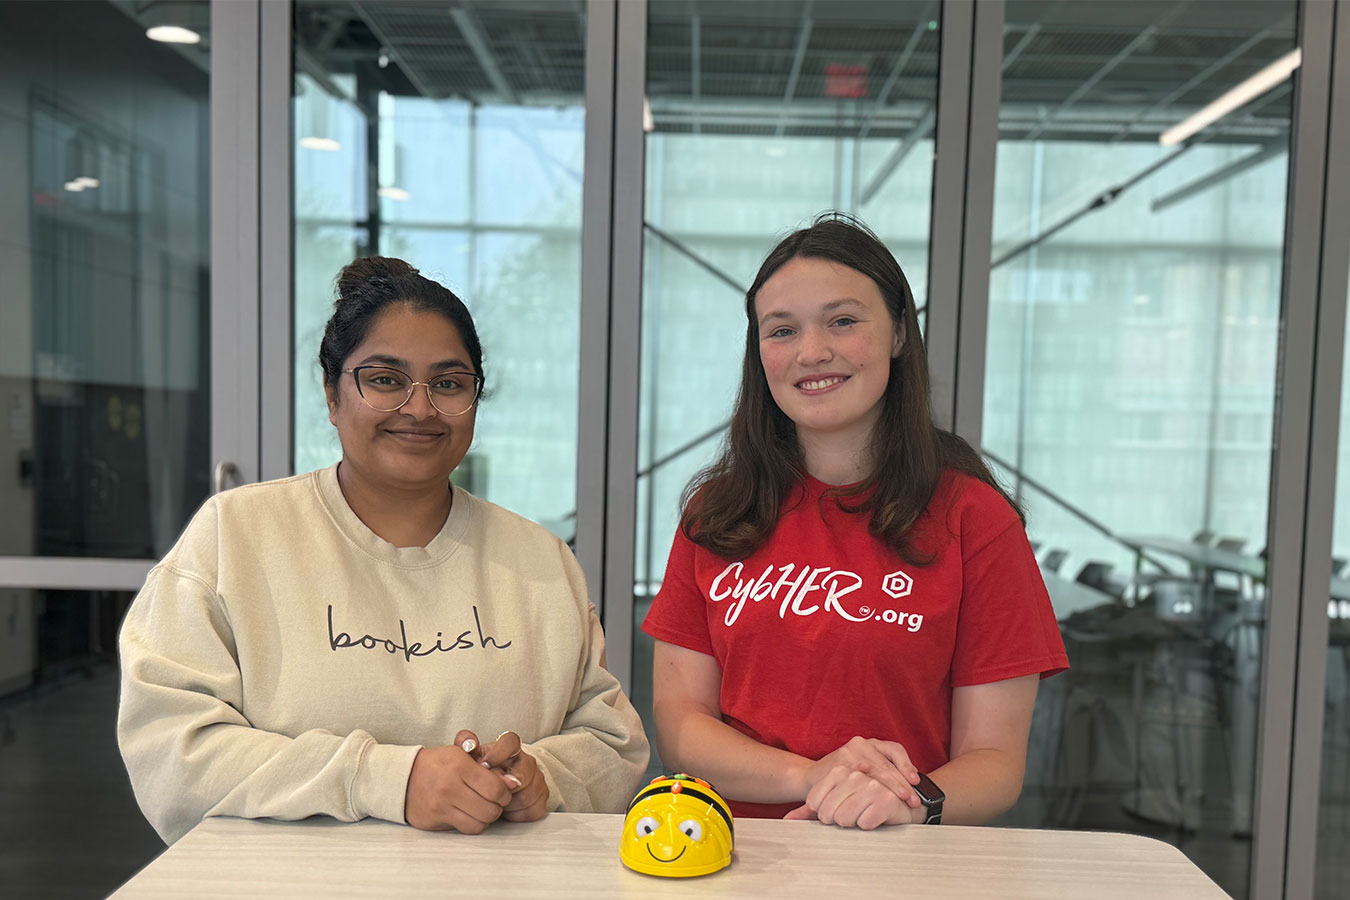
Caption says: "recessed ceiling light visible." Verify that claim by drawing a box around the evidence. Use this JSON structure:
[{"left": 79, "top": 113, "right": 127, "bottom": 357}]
[
  {"left": 63, "top": 180, "right": 86, "bottom": 192},
  {"left": 146, "top": 25, "right": 201, "bottom": 45},
  {"left": 299, "top": 136, "right": 341, "bottom": 152},
  {"left": 74, "top": 176, "right": 100, "bottom": 189},
  {"left": 377, "top": 186, "right": 411, "bottom": 202}
]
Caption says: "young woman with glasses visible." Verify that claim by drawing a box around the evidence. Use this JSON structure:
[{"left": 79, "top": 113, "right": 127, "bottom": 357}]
[
  {"left": 643, "top": 215, "right": 1068, "bottom": 829},
  {"left": 118, "top": 256, "right": 648, "bottom": 843}
]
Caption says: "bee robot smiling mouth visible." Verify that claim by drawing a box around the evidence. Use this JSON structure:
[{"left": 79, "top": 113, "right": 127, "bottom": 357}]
[{"left": 647, "top": 845, "right": 686, "bottom": 863}]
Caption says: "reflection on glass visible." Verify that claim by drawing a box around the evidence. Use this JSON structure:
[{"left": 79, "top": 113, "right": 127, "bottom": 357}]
[
  {"left": 1319, "top": 254, "right": 1350, "bottom": 897},
  {"left": 0, "top": 587, "right": 160, "bottom": 898},
  {"left": 0, "top": 1, "right": 210, "bottom": 559},
  {"left": 292, "top": 1, "right": 585, "bottom": 535},
  {"left": 633, "top": 0, "right": 941, "bottom": 772},
  {"left": 982, "top": 2, "right": 1296, "bottom": 896}
]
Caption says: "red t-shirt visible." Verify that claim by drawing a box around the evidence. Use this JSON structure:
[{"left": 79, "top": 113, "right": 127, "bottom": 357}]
[{"left": 642, "top": 470, "right": 1069, "bottom": 819}]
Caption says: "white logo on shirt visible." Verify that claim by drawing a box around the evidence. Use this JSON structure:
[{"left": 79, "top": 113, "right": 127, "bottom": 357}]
[
  {"left": 707, "top": 561, "right": 924, "bottom": 632},
  {"left": 882, "top": 569, "right": 913, "bottom": 599}
]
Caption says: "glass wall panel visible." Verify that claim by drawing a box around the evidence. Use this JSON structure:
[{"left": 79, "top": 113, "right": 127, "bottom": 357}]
[
  {"left": 0, "top": 1, "right": 211, "bottom": 561},
  {"left": 1319, "top": 251, "right": 1350, "bottom": 898},
  {"left": 0, "top": 6, "right": 208, "bottom": 893},
  {"left": 633, "top": 0, "right": 940, "bottom": 772},
  {"left": 981, "top": 2, "right": 1296, "bottom": 896},
  {"left": 292, "top": 1, "right": 585, "bottom": 536}
]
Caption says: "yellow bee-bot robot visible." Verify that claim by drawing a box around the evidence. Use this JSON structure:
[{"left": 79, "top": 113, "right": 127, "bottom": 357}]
[{"left": 620, "top": 773, "right": 734, "bottom": 877}]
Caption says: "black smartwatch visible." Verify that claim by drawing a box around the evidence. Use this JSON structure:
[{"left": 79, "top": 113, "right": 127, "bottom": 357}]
[{"left": 913, "top": 772, "right": 944, "bottom": 824}]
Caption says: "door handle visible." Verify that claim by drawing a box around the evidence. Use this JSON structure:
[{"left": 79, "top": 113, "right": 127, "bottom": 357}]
[{"left": 213, "top": 461, "right": 240, "bottom": 495}]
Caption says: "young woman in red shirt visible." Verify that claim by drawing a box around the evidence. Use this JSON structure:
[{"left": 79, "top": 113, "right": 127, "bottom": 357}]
[{"left": 643, "top": 214, "right": 1068, "bottom": 829}]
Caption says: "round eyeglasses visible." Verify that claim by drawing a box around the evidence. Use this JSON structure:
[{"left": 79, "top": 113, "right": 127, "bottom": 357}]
[{"left": 342, "top": 365, "right": 483, "bottom": 417}]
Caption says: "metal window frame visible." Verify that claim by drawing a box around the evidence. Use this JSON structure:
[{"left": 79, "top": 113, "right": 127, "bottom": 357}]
[
  {"left": 1285, "top": 3, "right": 1350, "bottom": 897},
  {"left": 925, "top": 0, "right": 974, "bottom": 433},
  {"left": 219, "top": 0, "right": 290, "bottom": 487},
  {"left": 928, "top": 0, "right": 1003, "bottom": 444},
  {"left": 577, "top": 0, "right": 648, "bottom": 695},
  {"left": 260, "top": 0, "right": 294, "bottom": 482},
  {"left": 595, "top": 0, "right": 648, "bottom": 694},
  {"left": 211, "top": 0, "right": 263, "bottom": 491},
  {"left": 951, "top": 0, "right": 1002, "bottom": 446},
  {"left": 0, "top": 559, "right": 155, "bottom": 592},
  {"left": 575, "top": 0, "right": 618, "bottom": 648},
  {"left": 1251, "top": 1, "right": 1340, "bottom": 896}
]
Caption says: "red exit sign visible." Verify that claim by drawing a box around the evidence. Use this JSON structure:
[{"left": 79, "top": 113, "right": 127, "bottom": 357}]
[{"left": 824, "top": 63, "right": 868, "bottom": 98}]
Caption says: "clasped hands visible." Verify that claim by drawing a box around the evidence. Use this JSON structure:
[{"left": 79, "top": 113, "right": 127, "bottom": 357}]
[
  {"left": 784, "top": 735, "right": 924, "bottom": 830},
  {"left": 405, "top": 728, "right": 550, "bottom": 833}
]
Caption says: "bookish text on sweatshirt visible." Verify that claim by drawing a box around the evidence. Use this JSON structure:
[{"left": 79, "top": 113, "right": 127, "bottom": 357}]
[{"left": 327, "top": 604, "right": 512, "bottom": 661}]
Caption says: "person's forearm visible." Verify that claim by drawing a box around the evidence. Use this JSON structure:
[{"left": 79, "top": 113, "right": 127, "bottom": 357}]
[
  {"left": 927, "top": 748, "right": 1025, "bottom": 825},
  {"left": 654, "top": 701, "right": 812, "bottom": 803}
]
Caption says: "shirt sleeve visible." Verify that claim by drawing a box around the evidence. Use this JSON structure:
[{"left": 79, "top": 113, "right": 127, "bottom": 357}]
[
  {"left": 522, "top": 539, "right": 650, "bottom": 814},
  {"left": 950, "top": 489, "right": 1070, "bottom": 687},
  {"left": 641, "top": 527, "right": 716, "bottom": 656},
  {"left": 117, "top": 564, "right": 421, "bottom": 844}
]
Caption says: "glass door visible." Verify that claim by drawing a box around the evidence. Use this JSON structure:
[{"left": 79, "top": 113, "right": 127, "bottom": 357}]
[
  {"left": 0, "top": 0, "right": 215, "bottom": 685},
  {"left": 980, "top": 2, "right": 1298, "bottom": 895},
  {"left": 0, "top": 0, "right": 228, "bottom": 893}
]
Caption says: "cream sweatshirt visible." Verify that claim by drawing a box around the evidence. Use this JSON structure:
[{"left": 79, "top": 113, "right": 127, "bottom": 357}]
[{"left": 117, "top": 465, "right": 649, "bottom": 843}]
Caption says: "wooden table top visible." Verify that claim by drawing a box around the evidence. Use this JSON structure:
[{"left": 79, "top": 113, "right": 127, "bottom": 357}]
[{"left": 109, "top": 813, "right": 1229, "bottom": 899}]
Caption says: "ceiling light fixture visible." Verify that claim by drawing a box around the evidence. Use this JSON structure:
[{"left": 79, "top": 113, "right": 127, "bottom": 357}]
[
  {"left": 74, "top": 176, "right": 100, "bottom": 189},
  {"left": 146, "top": 25, "right": 201, "bottom": 45},
  {"left": 299, "top": 136, "right": 341, "bottom": 152},
  {"left": 1159, "top": 48, "right": 1301, "bottom": 147},
  {"left": 63, "top": 180, "right": 86, "bottom": 192},
  {"left": 377, "top": 186, "right": 410, "bottom": 202}
]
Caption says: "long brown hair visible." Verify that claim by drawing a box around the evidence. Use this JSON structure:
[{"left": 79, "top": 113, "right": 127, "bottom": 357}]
[{"left": 681, "top": 213, "right": 1021, "bottom": 565}]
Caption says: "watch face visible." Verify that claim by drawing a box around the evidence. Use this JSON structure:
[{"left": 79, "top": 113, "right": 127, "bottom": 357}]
[{"left": 913, "top": 772, "right": 944, "bottom": 807}]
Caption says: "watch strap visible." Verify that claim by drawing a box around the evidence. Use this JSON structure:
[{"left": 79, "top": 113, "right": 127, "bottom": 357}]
[{"left": 913, "top": 772, "right": 944, "bottom": 824}]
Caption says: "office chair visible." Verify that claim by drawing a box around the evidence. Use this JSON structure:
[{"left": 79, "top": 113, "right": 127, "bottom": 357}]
[
  {"left": 1118, "top": 577, "right": 1233, "bottom": 833},
  {"left": 1075, "top": 561, "right": 1125, "bottom": 601},
  {"left": 1152, "top": 578, "right": 1204, "bottom": 622},
  {"left": 1210, "top": 537, "right": 1248, "bottom": 598},
  {"left": 1041, "top": 548, "right": 1069, "bottom": 574}
]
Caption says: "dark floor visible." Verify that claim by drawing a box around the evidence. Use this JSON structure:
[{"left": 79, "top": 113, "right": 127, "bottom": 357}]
[{"left": 0, "top": 666, "right": 164, "bottom": 900}]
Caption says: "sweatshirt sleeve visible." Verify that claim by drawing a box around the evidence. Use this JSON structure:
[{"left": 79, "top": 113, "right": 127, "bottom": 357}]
[
  {"left": 117, "top": 564, "right": 421, "bottom": 843},
  {"left": 522, "top": 541, "right": 650, "bottom": 814}
]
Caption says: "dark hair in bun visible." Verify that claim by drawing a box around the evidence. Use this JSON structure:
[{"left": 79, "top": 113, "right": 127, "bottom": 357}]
[{"left": 318, "top": 256, "right": 485, "bottom": 397}]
